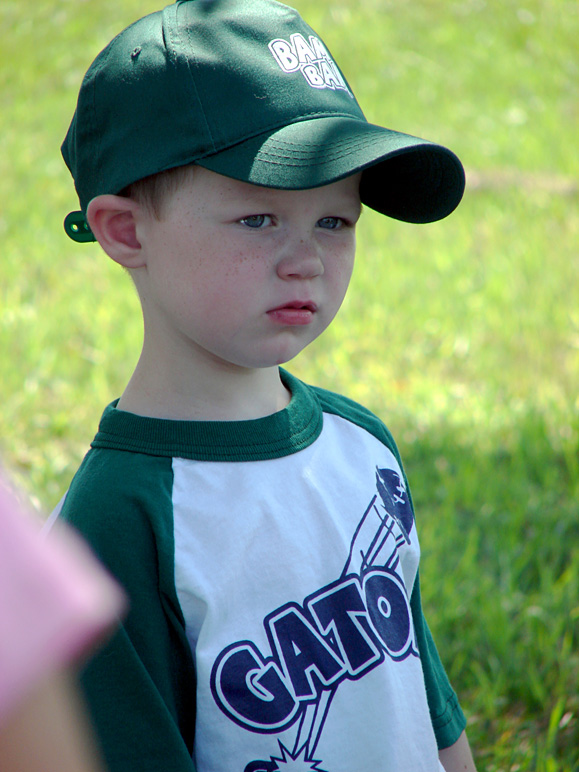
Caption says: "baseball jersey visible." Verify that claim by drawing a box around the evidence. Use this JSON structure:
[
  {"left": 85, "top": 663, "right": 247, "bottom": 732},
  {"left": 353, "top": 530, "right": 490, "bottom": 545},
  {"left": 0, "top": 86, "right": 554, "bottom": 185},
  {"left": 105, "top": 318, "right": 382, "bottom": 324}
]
[{"left": 58, "top": 369, "right": 465, "bottom": 771}]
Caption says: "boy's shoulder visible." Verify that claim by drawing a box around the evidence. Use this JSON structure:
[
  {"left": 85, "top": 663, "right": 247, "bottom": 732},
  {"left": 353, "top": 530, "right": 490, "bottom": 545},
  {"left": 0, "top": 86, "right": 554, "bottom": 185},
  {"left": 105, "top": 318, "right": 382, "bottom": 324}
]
[
  {"left": 58, "top": 437, "right": 174, "bottom": 550},
  {"left": 308, "top": 379, "right": 404, "bottom": 466}
]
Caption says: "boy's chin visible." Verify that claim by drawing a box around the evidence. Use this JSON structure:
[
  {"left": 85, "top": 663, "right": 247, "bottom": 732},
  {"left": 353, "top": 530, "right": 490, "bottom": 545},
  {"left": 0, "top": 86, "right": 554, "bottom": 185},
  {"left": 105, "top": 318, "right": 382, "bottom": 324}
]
[{"left": 235, "top": 341, "right": 315, "bottom": 370}]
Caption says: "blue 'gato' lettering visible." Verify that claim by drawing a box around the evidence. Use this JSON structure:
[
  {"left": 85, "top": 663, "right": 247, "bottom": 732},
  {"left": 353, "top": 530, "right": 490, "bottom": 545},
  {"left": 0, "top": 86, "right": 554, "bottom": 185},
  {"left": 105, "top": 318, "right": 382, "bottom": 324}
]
[
  {"left": 211, "top": 572, "right": 415, "bottom": 730},
  {"left": 210, "top": 466, "right": 419, "bottom": 770}
]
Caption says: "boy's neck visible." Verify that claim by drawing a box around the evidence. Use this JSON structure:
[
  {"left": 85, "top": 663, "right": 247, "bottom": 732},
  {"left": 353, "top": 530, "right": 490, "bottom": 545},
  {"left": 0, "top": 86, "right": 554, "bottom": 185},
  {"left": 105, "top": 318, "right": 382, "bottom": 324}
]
[{"left": 116, "top": 355, "right": 291, "bottom": 421}]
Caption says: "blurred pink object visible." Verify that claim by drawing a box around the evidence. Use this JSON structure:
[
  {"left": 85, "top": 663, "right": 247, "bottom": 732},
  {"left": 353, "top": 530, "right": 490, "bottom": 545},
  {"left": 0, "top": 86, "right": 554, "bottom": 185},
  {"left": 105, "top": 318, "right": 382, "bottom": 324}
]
[{"left": 0, "top": 475, "right": 125, "bottom": 724}]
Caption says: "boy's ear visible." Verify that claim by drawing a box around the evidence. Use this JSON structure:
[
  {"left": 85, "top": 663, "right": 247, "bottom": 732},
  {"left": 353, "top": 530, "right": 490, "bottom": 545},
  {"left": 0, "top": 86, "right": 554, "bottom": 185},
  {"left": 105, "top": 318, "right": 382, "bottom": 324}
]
[{"left": 86, "top": 195, "right": 145, "bottom": 268}]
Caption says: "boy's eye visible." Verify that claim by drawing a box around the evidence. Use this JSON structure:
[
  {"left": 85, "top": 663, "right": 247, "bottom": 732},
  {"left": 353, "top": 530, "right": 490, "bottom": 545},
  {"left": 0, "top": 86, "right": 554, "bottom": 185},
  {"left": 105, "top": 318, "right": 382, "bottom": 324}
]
[
  {"left": 239, "top": 214, "right": 272, "bottom": 228},
  {"left": 317, "top": 217, "right": 343, "bottom": 230}
]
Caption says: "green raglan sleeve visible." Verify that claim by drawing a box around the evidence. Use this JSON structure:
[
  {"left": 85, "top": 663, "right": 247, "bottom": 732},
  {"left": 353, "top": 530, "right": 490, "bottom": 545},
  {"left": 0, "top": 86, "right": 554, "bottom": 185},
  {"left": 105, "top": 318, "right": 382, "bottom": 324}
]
[
  {"left": 310, "top": 382, "right": 467, "bottom": 749},
  {"left": 60, "top": 448, "right": 197, "bottom": 772},
  {"left": 382, "top": 431, "right": 467, "bottom": 749},
  {"left": 374, "top": 419, "right": 467, "bottom": 748},
  {"left": 372, "top": 414, "right": 467, "bottom": 748},
  {"left": 410, "top": 575, "right": 466, "bottom": 749}
]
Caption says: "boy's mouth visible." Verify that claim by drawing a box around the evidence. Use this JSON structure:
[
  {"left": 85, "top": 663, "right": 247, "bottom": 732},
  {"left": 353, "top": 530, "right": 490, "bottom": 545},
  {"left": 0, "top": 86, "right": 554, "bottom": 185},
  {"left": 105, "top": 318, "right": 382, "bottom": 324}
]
[{"left": 267, "top": 300, "right": 317, "bottom": 325}]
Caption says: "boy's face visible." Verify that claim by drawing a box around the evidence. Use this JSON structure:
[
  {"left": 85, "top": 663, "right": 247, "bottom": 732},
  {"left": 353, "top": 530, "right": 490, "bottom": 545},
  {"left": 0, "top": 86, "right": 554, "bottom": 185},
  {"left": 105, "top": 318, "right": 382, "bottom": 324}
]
[{"left": 133, "top": 167, "right": 361, "bottom": 373}]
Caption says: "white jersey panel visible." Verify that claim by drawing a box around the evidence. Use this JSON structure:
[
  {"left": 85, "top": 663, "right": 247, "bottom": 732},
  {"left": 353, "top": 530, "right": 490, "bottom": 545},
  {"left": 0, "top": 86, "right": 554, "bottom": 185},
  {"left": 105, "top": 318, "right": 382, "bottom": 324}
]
[{"left": 173, "top": 412, "right": 440, "bottom": 771}]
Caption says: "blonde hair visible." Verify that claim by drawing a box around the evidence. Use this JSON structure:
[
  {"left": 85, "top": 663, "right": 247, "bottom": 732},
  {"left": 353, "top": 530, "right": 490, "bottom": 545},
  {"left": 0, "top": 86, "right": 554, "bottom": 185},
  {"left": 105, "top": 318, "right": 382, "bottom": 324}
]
[{"left": 121, "top": 164, "right": 196, "bottom": 218}]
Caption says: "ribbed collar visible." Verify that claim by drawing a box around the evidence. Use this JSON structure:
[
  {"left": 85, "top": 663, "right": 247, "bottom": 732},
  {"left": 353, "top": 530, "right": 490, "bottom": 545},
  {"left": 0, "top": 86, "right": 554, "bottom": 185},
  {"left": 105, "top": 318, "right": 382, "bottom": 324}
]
[{"left": 90, "top": 369, "right": 323, "bottom": 462}]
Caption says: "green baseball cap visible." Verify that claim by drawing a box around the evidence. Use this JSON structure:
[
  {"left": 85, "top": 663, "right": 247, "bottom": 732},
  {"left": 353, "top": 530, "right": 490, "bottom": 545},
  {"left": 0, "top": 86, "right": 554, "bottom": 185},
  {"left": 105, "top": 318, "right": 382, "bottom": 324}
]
[{"left": 62, "top": 0, "right": 465, "bottom": 243}]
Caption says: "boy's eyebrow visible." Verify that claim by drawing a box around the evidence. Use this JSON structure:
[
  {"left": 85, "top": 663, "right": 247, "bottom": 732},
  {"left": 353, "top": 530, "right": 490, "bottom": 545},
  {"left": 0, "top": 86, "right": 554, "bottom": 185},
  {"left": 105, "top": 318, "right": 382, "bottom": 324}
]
[
  {"left": 332, "top": 195, "right": 363, "bottom": 221},
  {"left": 219, "top": 185, "right": 364, "bottom": 217}
]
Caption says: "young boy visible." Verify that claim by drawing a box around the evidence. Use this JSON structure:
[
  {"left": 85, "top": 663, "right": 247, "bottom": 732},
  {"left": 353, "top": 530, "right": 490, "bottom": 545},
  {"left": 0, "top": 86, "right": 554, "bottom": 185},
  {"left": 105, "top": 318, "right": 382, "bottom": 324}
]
[{"left": 57, "top": 1, "right": 477, "bottom": 770}]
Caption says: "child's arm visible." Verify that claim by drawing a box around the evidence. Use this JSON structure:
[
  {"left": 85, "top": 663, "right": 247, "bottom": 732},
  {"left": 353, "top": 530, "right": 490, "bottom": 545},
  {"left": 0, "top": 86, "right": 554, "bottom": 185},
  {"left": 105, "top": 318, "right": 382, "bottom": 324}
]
[
  {"left": 0, "top": 669, "right": 106, "bottom": 772},
  {"left": 439, "top": 730, "right": 477, "bottom": 772},
  {"left": 59, "top": 450, "right": 197, "bottom": 772}
]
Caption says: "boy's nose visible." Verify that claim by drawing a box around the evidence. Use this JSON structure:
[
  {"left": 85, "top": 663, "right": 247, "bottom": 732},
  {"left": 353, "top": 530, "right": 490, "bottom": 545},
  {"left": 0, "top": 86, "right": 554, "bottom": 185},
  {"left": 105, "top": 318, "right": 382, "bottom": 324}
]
[{"left": 276, "top": 239, "right": 324, "bottom": 280}]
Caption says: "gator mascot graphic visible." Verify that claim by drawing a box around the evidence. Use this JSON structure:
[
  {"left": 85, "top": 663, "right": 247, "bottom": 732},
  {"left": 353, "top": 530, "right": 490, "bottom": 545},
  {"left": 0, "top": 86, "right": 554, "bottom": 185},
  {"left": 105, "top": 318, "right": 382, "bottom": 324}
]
[{"left": 210, "top": 468, "right": 417, "bottom": 771}]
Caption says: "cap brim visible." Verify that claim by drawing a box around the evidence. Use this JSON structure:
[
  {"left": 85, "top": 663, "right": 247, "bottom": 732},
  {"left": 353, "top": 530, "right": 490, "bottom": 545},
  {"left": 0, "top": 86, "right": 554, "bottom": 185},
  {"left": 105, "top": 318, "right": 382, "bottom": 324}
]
[
  {"left": 197, "top": 116, "right": 465, "bottom": 224},
  {"left": 64, "top": 116, "right": 465, "bottom": 241}
]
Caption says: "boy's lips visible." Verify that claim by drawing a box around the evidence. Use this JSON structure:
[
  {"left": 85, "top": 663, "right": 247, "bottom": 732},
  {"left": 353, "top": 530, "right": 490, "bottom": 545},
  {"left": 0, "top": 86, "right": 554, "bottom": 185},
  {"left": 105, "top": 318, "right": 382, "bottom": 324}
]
[{"left": 267, "top": 300, "right": 318, "bottom": 325}]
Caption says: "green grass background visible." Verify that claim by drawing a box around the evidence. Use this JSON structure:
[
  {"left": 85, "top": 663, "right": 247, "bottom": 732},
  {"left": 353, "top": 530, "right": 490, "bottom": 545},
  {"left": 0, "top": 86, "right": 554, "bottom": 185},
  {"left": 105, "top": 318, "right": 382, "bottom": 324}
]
[{"left": 1, "top": 0, "right": 578, "bottom": 769}]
